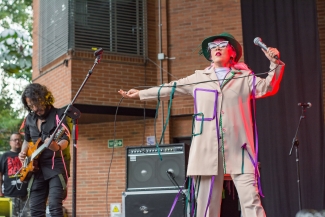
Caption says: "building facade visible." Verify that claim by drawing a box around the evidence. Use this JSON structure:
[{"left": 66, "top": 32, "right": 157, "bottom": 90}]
[{"left": 32, "top": 0, "right": 325, "bottom": 216}]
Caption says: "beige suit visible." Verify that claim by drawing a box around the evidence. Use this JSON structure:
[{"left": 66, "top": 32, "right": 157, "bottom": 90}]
[{"left": 139, "top": 61, "right": 285, "bottom": 217}]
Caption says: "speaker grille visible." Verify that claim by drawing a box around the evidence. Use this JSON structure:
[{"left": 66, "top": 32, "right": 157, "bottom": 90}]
[{"left": 126, "top": 143, "right": 189, "bottom": 191}]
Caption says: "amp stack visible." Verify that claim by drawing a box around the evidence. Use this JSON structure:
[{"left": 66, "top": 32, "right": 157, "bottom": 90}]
[{"left": 122, "top": 143, "right": 190, "bottom": 217}]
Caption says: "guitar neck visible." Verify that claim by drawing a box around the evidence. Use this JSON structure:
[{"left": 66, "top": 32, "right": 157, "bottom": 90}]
[
  {"left": 31, "top": 142, "right": 51, "bottom": 160},
  {"left": 30, "top": 127, "right": 65, "bottom": 160}
]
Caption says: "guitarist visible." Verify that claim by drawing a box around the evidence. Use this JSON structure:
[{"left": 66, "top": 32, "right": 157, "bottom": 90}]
[{"left": 18, "top": 83, "right": 71, "bottom": 217}]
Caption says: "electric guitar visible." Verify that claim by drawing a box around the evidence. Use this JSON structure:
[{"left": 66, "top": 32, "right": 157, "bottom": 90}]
[{"left": 19, "top": 127, "right": 65, "bottom": 182}]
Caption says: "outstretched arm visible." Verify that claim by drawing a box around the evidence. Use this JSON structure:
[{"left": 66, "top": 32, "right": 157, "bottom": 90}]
[{"left": 118, "top": 89, "right": 140, "bottom": 99}]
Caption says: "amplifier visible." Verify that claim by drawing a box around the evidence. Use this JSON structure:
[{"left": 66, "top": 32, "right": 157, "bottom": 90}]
[
  {"left": 122, "top": 189, "right": 189, "bottom": 217},
  {"left": 126, "top": 143, "right": 189, "bottom": 191}
]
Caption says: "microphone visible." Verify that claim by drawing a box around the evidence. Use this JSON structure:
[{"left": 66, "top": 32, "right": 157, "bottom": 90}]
[
  {"left": 298, "top": 102, "right": 312, "bottom": 108},
  {"left": 166, "top": 169, "right": 175, "bottom": 178},
  {"left": 253, "top": 37, "right": 279, "bottom": 60},
  {"left": 94, "top": 48, "right": 103, "bottom": 56}
]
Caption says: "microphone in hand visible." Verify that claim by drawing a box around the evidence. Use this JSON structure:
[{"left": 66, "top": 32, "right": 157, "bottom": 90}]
[{"left": 254, "top": 37, "right": 279, "bottom": 60}]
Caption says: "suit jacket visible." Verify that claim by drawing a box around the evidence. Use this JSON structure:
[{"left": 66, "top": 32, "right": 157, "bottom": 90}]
[{"left": 139, "top": 61, "right": 285, "bottom": 176}]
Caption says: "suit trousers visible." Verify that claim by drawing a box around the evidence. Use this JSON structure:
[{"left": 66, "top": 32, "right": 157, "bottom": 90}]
[
  {"left": 29, "top": 173, "right": 65, "bottom": 217},
  {"left": 194, "top": 151, "right": 266, "bottom": 217}
]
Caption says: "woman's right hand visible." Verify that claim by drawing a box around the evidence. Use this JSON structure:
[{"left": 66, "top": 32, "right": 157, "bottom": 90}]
[{"left": 118, "top": 89, "right": 140, "bottom": 99}]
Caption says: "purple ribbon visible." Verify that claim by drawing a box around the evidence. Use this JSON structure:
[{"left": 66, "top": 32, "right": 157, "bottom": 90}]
[
  {"left": 167, "top": 178, "right": 188, "bottom": 217},
  {"left": 191, "top": 178, "right": 195, "bottom": 217},
  {"left": 251, "top": 73, "right": 264, "bottom": 197},
  {"left": 194, "top": 88, "right": 218, "bottom": 121}
]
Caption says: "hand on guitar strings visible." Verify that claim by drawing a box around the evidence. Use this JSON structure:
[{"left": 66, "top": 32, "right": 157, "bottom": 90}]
[
  {"left": 18, "top": 151, "right": 26, "bottom": 163},
  {"left": 44, "top": 137, "right": 61, "bottom": 152}
]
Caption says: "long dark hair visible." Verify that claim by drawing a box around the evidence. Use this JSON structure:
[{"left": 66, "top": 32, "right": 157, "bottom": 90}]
[{"left": 21, "top": 83, "right": 54, "bottom": 112}]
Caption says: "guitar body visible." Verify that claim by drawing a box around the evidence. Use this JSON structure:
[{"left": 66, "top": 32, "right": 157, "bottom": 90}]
[
  {"left": 19, "top": 127, "right": 65, "bottom": 182},
  {"left": 20, "top": 138, "right": 42, "bottom": 182}
]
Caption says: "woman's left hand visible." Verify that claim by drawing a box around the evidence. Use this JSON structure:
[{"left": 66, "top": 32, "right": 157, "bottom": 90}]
[{"left": 262, "top": 47, "right": 280, "bottom": 63}]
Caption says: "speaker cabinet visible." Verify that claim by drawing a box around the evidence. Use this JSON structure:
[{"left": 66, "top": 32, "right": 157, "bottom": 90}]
[
  {"left": 122, "top": 190, "right": 188, "bottom": 217},
  {"left": 126, "top": 143, "right": 189, "bottom": 191}
]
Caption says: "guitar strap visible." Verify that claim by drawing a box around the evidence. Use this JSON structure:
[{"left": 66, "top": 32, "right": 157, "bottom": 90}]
[
  {"left": 27, "top": 174, "right": 34, "bottom": 199},
  {"left": 55, "top": 114, "right": 70, "bottom": 202},
  {"left": 58, "top": 173, "right": 67, "bottom": 200},
  {"left": 58, "top": 174, "right": 66, "bottom": 191},
  {"left": 26, "top": 174, "right": 66, "bottom": 198},
  {"left": 56, "top": 114, "right": 71, "bottom": 139}
]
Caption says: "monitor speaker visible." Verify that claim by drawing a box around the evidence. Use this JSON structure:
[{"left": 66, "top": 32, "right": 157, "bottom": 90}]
[
  {"left": 122, "top": 189, "right": 188, "bottom": 217},
  {"left": 126, "top": 143, "right": 189, "bottom": 191}
]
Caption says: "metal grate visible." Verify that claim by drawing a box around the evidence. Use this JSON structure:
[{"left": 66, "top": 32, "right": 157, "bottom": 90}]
[
  {"left": 38, "top": 0, "right": 147, "bottom": 68},
  {"left": 39, "top": 0, "right": 69, "bottom": 68},
  {"left": 72, "top": 0, "right": 147, "bottom": 56}
]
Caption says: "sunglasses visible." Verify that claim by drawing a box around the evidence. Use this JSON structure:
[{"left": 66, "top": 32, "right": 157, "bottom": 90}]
[
  {"left": 208, "top": 41, "right": 229, "bottom": 49},
  {"left": 27, "top": 101, "right": 46, "bottom": 110}
]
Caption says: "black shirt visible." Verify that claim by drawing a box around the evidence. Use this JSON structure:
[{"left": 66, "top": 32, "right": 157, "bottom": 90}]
[
  {"left": 24, "top": 106, "right": 71, "bottom": 180},
  {"left": 0, "top": 151, "right": 28, "bottom": 197}
]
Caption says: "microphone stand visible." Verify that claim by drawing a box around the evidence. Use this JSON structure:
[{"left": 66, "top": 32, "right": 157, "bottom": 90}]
[
  {"left": 289, "top": 105, "right": 308, "bottom": 211},
  {"left": 43, "top": 49, "right": 103, "bottom": 217},
  {"left": 70, "top": 110, "right": 80, "bottom": 217},
  {"left": 166, "top": 171, "right": 188, "bottom": 201}
]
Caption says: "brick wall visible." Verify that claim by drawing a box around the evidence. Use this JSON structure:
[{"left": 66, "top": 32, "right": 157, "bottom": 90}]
[
  {"left": 166, "top": 0, "right": 244, "bottom": 116},
  {"left": 63, "top": 119, "right": 157, "bottom": 216},
  {"left": 70, "top": 53, "right": 153, "bottom": 107},
  {"left": 32, "top": 59, "right": 72, "bottom": 108}
]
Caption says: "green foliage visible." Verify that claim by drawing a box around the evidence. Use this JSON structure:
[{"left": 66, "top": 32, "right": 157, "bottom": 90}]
[
  {"left": 0, "top": 0, "right": 33, "bottom": 31},
  {"left": 0, "top": 82, "right": 24, "bottom": 151},
  {"left": 0, "top": 0, "right": 32, "bottom": 150},
  {"left": 0, "top": 107, "right": 23, "bottom": 152},
  {"left": 0, "top": 28, "right": 32, "bottom": 80},
  {"left": 0, "top": 0, "right": 33, "bottom": 80}
]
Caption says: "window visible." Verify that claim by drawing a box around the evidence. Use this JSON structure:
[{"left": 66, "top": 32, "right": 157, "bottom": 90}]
[
  {"left": 73, "top": 0, "right": 147, "bottom": 55},
  {"left": 39, "top": 0, "right": 147, "bottom": 68},
  {"left": 39, "top": 0, "right": 69, "bottom": 68}
]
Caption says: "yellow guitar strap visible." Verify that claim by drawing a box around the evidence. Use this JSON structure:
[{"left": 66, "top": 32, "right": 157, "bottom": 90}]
[
  {"left": 58, "top": 174, "right": 66, "bottom": 191},
  {"left": 27, "top": 174, "right": 66, "bottom": 198},
  {"left": 58, "top": 174, "right": 68, "bottom": 200},
  {"left": 27, "top": 174, "right": 34, "bottom": 198}
]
